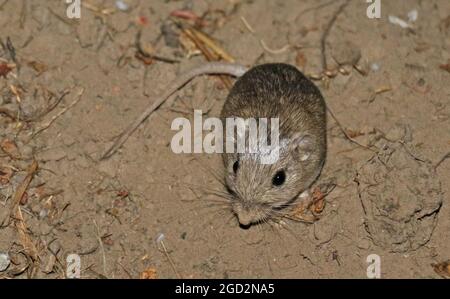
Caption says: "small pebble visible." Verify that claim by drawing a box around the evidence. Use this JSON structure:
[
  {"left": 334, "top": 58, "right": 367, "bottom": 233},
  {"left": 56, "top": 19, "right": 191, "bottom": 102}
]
[
  {"left": 39, "top": 209, "right": 48, "bottom": 219},
  {"left": 156, "top": 233, "right": 165, "bottom": 244},
  {"left": 388, "top": 15, "right": 411, "bottom": 29},
  {"left": 0, "top": 252, "right": 11, "bottom": 272},
  {"left": 115, "top": 0, "right": 129, "bottom": 11},
  {"left": 161, "top": 22, "right": 180, "bottom": 48},
  {"left": 407, "top": 9, "right": 418, "bottom": 22},
  {"left": 371, "top": 63, "right": 380, "bottom": 72}
]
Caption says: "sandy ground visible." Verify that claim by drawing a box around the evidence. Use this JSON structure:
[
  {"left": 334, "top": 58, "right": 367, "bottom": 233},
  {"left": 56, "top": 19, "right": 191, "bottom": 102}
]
[{"left": 0, "top": 0, "right": 449, "bottom": 278}]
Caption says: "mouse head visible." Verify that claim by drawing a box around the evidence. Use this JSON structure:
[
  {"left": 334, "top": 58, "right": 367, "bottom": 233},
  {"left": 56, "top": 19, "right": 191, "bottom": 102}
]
[{"left": 223, "top": 132, "right": 322, "bottom": 227}]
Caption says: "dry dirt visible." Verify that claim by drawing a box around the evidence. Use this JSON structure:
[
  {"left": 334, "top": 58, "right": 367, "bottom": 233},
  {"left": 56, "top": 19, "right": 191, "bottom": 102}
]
[{"left": 0, "top": 0, "right": 449, "bottom": 279}]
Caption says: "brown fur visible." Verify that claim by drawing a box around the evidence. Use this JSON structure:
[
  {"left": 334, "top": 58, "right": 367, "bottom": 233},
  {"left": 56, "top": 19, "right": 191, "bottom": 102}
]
[{"left": 220, "top": 63, "right": 327, "bottom": 226}]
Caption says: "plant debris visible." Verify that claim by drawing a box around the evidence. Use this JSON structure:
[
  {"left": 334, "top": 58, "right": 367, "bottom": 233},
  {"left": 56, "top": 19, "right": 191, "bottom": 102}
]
[
  {"left": 0, "top": 62, "right": 13, "bottom": 78},
  {"left": 140, "top": 267, "right": 157, "bottom": 279},
  {"left": 432, "top": 260, "right": 450, "bottom": 278}
]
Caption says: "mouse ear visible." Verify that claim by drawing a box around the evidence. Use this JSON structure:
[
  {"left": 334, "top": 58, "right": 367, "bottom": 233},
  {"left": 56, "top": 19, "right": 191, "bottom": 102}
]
[{"left": 289, "top": 133, "right": 315, "bottom": 161}]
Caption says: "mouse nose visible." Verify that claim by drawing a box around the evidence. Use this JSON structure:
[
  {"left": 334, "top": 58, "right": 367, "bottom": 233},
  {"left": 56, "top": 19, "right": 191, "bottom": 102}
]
[{"left": 237, "top": 211, "right": 253, "bottom": 226}]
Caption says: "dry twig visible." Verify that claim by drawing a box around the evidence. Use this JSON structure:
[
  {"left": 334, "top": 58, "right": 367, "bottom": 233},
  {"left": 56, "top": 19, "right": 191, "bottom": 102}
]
[
  {"left": 320, "top": 0, "right": 350, "bottom": 71},
  {"left": 327, "top": 105, "right": 376, "bottom": 152},
  {"left": 9, "top": 160, "right": 39, "bottom": 274},
  {"left": 31, "top": 87, "right": 84, "bottom": 138}
]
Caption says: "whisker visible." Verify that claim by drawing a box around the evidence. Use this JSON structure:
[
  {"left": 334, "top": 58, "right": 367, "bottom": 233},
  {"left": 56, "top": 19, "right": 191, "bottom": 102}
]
[
  {"left": 198, "top": 189, "right": 234, "bottom": 201},
  {"left": 224, "top": 213, "right": 237, "bottom": 227},
  {"left": 190, "top": 206, "right": 235, "bottom": 240},
  {"left": 191, "top": 157, "right": 227, "bottom": 187},
  {"left": 186, "top": 186, "right": 231, "bottom": 204},
  {"left": 175, "top": 181, "right": 233, "bottom": 200},
  {"left": 188, "top": 204, "right": 232, "bottom": 225},
  {"left": 269, "top": 217, "right": 306, "bottom": 245},
  {"left": 147, "top": 180, "right": 232, "bottom": 204},
  {"left": 165, "top": 201, "right": 230, "bottom": 225}
]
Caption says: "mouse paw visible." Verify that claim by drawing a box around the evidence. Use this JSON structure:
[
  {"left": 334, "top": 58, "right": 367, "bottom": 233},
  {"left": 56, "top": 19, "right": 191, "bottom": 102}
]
[{"left": 286, "top": 183, "right": 336, "bottom": 223}]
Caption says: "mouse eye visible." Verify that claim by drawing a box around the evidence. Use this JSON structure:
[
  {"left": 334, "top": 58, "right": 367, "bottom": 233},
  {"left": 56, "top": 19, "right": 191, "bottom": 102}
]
[
  {"left": 232, "top": 160, "right": 239, "bottom": 173},
  {"left": 272, "top": 170, "right": 286, "bottom": 186}
]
